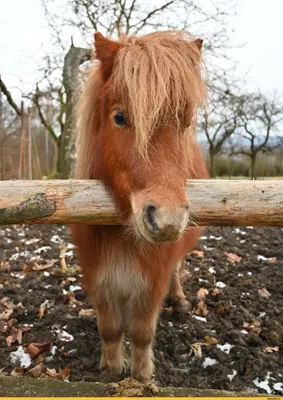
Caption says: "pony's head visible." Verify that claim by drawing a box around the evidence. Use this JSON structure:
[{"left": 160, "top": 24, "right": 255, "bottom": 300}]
[{"left": 76, "top": 31, "right": 206, "bottom": 243}]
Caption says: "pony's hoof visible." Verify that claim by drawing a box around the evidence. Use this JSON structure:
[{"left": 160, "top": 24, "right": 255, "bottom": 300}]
[{"left": 173, "top": 297, "right": 191, "bottom": 314}]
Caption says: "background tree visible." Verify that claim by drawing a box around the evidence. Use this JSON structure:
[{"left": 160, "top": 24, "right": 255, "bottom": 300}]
[
  {"left": 232, "top": 92, "right": 283, "bottom": 179},
  {"left": 200, "top": 88, "right": 239, "bottom": 177}
]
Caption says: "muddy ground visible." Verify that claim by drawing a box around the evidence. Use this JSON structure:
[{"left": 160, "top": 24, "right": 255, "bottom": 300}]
[{"left": 0, "top": 224, "right": 282, "bottom": 395}]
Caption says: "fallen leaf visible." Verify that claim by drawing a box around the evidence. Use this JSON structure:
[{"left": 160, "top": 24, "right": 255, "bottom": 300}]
[
  {"left": 197, "top": 288, "right": 209, "bottom": 299},
  {"left": 0, "top": 368, "right": 8, "bottom": 377},
  {"left": 243, "top": 319, "right": 261, "bottom": 335},
  {"left": 224, "top": 252, "right": 242, "bottom": 264},
  {"left": 6, "top": 335, "right": 15, "bottom": 347},
  {"left": 258, "top": 288, "right": 271, "bottom": 298},
  {"left": 59, "top": 243, "right": 68, "bottom": 271},
  {"left": 0, "top": 309, "right": 13, "bottom": 320},
  {"left": 25, "top": 342, "right": 52, "bottom": 359},
  {"left": 11, "top": 367, "right": 24, "bottom": 377},
  {"left": 79, "top": 309, "right": 96, "bottom": 317},
  {"left": 28, "top": 363, "right": 43, "bottom": 378},
  {"left": 147, "top": 383, "right": 159, "bottom": 394},
  {"left": 263, "top": 346, "right": 279, "bottom": 353},
  {"left": 46, "top": 367, "right": 58, "bottom": 378},
  {"left": 212, "top": 288, "right": 221, "bottom": 297},
  {"left": 38, "top": 305, "right": 46, "bottom": 320},
  {"left": 188, "top": 342, "right": 208, "bottom": 359},
  {"left": 32, "top": 260, "right": 56, "bottom": 271},
  {"left": 26, "top": 344, "right": 41, "bottom": 358},
  {"left": 205, "top": 336, "right": 218, "bottom": 345},
  {"left": 191, "top": 250, "right": 204, "bottom": 258},
  {"left": 59, "top": 367, "right": 70, "bottom": 381},
  {"left": 195, "top": 300, "right": 208, "bottom": 317}
]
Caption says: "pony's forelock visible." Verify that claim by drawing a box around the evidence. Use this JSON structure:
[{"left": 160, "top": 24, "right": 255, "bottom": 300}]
[{"left": 112, "top": 31, "right": 206, "bottom": 157}]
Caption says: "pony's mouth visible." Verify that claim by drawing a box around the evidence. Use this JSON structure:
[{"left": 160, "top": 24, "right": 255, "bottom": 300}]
[{"left": 135, "top": 220, "right": 182, "bottom": 244}]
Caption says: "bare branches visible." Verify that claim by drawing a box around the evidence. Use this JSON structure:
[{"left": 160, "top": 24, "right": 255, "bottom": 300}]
[{"left": 0, "top": 77, "right": 22, "bottom": 116}]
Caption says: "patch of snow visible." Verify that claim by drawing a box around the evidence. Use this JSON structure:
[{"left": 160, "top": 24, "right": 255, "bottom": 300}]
[
  {"left": 25, "top": 238, "right": 40, "bottom": 245},
  {"left": 55, "top": 329, "right": 74, "bottom": 342},
  {"left": 43, "top": 271, "right": 50, "bottom": 277},
  {"left": 34, "top": 246, "right": 51, "bottom": 254},
  {"left": 227, "top": 369, "right": 237, "bottom": 381},
  {"left": 5, "top": 238, "right": 12, "bottom": 244},
  {"left": 69, "top": 285, "right": 81, "bottom": 292},
  {"left": 192, "top": 315, "right": 207, "bottom": 322},
  {"left": 253, "top": 372, "right": 272, "bottom": 394},
  {"left": 216, "top": 281, "right": 226, "bottom": 289},
  {"left": 62, "top": 289, "right": 68, "bottom": 295},
  {"left": 209, "top": 267, "right": 216, "bottom": 274},
  {"left": 209, "top": 235, "right": 223, "bottom": 240},
  {"left": 240, "top": 240, "right": 246, "bottom": 244},
  {"left": 240, "top": 330, "right": 249, "bottom": 335},
  {"left": 44, "top": 285, "right": 51, "bottom": 289},
  {"left": 273, "top": 382, "right": 283, "bottom": 393},
  {"left": 194, "top": 267, "right": 199, "bottom": 271},
  {"left": 247, "top": 226, "right": 254, "bottom": 229},
  {"left": 40, "top": 300, "right": 49, "bottom": 307},
  {"left": 200, "top": 236, "right": 207, "bottom": 240},
  {"left": 257, "top": 255, "right": 274, "bottom": 262},
  {"left": 199, "top": 278, "right": 208, "bottom": 283},
  {"left": 202, "top": 357, "right": 218, "bottom": 368},
  {"left": 50, "top": 235, "right": 61, "bottom": 243},
  {"left": 168, "top": 321, "right": 173, "bottom": 327},
  {"left": 238, "top": 273, "right": 244, "bottom": 277},
  {"left": 10, "top": 346, "right": 32, "bottom": 368},
  {"left": 65, "top": 250, "right": 73, "bottom": 257},
  {"left": 234, "top": 228, "right": 246, "bottom": 235},
  {"left": 247, "top": 271, "right": 252, "bottom": 276},
  {"left": 67, "top": 243, "right": 76, "bottom": 249},
  {"left": 217, "top": 343, "right": 234, "bottom": 355},
  {"left": 9, "top": 251, "right": 30, "bottom": 261},
  {"left": 51, "top": 345, "right": 57, "bottom": 355},
  {"left": 259, "top": 312, "right": 266, "bottom": 318}
]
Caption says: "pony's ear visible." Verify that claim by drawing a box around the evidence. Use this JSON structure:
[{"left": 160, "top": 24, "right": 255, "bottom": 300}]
[
  {"left": 94, "top": 32, "right": 120, "bottom": 81},
  {"left": 193, "top": 38, "right": 203, "bottom": 52}
]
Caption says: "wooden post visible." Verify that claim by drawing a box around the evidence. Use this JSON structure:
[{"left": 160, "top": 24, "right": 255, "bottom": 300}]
[{"left": 0, "top": 179, "right": 283, "bottom": 226}]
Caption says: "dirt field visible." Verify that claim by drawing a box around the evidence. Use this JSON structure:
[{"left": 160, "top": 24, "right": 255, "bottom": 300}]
[{"left": 0, "top": 224, "right": 282, "bottom": 395}]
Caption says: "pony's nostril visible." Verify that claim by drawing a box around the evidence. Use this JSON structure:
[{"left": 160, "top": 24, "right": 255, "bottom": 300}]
[{"left": 143, "top": 204, "right": 159, "bottom": 233}]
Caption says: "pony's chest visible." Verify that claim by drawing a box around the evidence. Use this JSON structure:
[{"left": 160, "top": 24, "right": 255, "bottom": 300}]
[{"left": 95, "top": 253, "right": 148, "bottom": 303}]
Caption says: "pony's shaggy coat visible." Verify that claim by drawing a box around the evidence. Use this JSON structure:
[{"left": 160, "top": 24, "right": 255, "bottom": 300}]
[{"left": 72, "top": 30, "right": 209, "bottom": 383}]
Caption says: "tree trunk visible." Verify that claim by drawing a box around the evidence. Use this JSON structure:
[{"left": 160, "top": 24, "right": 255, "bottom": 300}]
[
  {"left": 250, "top": 154, "right": 257, "bottom": 180},
  {"left": 209, "top": 149, "right": 216, "bottom": 178},
  {"left": 59, "top": 43, "right": 91, "bottom": 179}
]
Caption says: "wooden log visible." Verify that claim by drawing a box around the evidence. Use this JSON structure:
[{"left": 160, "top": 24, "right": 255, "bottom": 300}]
[{"left": 0, "top": 179, "right": 283, "bottom": 226}]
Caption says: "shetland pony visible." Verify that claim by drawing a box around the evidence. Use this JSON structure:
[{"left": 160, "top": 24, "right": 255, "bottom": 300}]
[{"left": 72, "top": 30, "right": 208, "bottom": 384}]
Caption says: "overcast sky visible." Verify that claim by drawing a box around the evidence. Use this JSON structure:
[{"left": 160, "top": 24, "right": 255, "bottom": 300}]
[{"left": 1, "top": 0, "right": 283, "bottom": 101}]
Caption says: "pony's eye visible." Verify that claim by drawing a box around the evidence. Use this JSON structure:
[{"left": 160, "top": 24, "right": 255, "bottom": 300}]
[
  {"left": 113, "top": 111, "right": 127, "bottom": 127},
  {"left": 187, "top": 122, "right": 191, "bottom": 128}
]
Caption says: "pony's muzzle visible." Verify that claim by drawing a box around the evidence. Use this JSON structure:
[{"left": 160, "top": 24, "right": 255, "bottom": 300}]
[{"left": 142, "top": 202, "right": 190, "bottom": 242}]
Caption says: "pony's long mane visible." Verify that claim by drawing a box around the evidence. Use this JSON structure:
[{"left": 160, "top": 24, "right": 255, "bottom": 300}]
[{"left": 75, "top": 30, "right": 206, "bottom": 179}]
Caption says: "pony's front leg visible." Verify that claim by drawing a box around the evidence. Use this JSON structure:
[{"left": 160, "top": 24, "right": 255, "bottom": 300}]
[
  {"left": 96, "top": 301, "right": 125, "bottom": 379},
  {"left": 168, "top": 261, "right": 190, "bottom": 313},
  {"left": 128, "top": 303, "right": 160, "bottom": 383}
]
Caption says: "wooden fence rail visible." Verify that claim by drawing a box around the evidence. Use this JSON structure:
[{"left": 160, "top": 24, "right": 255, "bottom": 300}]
[{"left": 0, "top": 179, "right": 283, "bottom": 226}]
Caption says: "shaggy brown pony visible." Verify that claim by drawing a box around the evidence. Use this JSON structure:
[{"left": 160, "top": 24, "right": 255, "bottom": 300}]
[{"left": 72, "top": 30, "right": 208, "bottom": 384}]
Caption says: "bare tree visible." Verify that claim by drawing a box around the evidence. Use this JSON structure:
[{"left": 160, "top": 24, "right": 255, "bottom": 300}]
[
  {"left": 232, "top": 92, "right": 283, "bottom": 179},
  {"left": 200, "top": 88, "right": 239, "bottom": 177}
]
